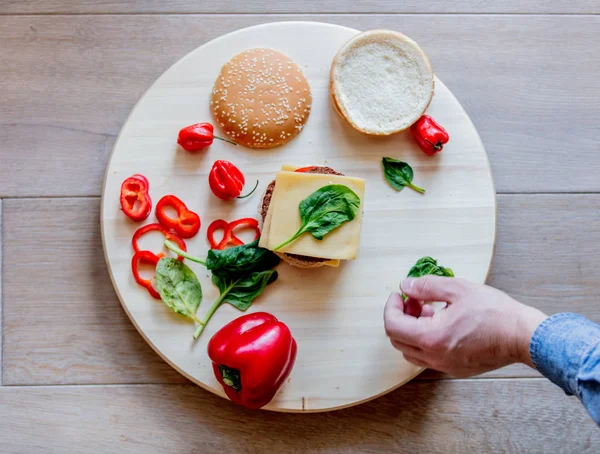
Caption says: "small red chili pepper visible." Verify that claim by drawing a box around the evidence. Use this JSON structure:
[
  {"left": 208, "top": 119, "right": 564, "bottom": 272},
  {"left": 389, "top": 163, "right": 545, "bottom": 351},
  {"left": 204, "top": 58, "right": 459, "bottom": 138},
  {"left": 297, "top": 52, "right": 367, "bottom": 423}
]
[
  {"left": 208, "top": 160, "right": 259, "bottom": 201},
  {"left": 177, "top": 122, "right": 237, "bottom": 151},
  {"left": 120, "top": 174, "right": 152, "bottom": 222},
  {"left": 208, "top": 312, "right": 297, "bottom": 410},
  {"left": 410, "top": 115, "right": 450, "bottom": 156},
  {"left": 132, "top": 223, "right": 187, "bottom": 260},
  {"left": 155, "top": 195, "right": 201, "bottom": 239},
  {"left": 131, "top": 250, "right": 161, "bottom": 299}
]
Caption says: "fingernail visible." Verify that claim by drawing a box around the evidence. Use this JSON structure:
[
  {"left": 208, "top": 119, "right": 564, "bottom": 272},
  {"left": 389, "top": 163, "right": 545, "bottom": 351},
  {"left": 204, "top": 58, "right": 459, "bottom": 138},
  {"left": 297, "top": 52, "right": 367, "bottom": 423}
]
[{"left": 401, "top": 278, "right": 414, "bottom": 292}]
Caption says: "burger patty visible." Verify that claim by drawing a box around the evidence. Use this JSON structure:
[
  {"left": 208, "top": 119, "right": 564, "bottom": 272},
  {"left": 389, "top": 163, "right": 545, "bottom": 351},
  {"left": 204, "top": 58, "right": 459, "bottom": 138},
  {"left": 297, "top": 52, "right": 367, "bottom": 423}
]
[{"left": 261, "top": 166, "right": 344, "bottom": 263}]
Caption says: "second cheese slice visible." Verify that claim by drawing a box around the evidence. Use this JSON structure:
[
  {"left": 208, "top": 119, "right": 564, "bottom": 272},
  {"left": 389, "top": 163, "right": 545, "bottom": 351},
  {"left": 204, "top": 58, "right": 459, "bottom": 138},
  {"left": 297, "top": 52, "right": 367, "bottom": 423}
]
[{"left": 266, "top": 170, "right": 365, "bottom": 260}]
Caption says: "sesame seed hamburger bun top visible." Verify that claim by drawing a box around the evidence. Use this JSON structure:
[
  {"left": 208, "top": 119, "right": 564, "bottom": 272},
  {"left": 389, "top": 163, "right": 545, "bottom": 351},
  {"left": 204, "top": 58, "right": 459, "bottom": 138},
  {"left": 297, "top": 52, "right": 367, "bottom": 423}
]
[{"left": 210, "top": 48, "right": 312, "bottom": 149}]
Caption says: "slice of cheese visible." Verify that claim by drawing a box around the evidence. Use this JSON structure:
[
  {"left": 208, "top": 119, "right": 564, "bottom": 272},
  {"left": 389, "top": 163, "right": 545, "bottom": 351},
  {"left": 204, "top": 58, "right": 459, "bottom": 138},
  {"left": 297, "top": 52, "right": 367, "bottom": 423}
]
[
  {"left": 259, "top": 165, "right": 341, "bottom": 267},
  {"left": 266, "top": 170, "right": 365, "bottom": 260}
]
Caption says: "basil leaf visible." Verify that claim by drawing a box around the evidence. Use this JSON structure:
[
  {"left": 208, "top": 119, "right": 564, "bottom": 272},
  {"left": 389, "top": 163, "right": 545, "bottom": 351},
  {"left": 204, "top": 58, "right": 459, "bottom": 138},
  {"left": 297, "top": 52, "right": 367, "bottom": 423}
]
[
  {"left": 155, "top": 258, "right": 203, "bottom": 324},
  {"left": 382, "top": 157, "right": 425, "bottom": 194},
  {"left": 206, "top": 240, "right": 280, "bottom": 279},
  {"left": 274, "top": 184, "right": 361, "bottom": 250},
  {"left": 403, "top": 256, "right": 454, "bottom": 300},
  {"left": 212, "top": 270, "right": 278, "bottom": 311}
]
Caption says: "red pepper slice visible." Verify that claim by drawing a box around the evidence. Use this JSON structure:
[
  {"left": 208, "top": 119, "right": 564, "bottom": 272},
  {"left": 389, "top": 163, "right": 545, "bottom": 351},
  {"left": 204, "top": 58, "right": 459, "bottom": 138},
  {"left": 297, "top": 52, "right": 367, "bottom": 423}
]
[
  {"left": 131, "top": 250, "right": 161, "bottom": 299},
  {"left": 207, "top": 218, "right": 260, "bottom": 250},
  {"left": 208, "top": 312, "right": 297, "bottom": 410},
  {"left": 132, "top": 223, "right": 187, "bottom": 260},
  {"left": 207, "top": 219, "right": 243, "bottom": 250},
  {"left": 226, "top": 218, "right": 260, "bottom": 246},
  {"left": 294, "top": 166, "right": 317, "bottom": 173},
  {"left": 120, "top": 174, "right": 152, "bottom": 222},
  {"left": 155, "top": 195, "right": 201, "bottom": 239}
]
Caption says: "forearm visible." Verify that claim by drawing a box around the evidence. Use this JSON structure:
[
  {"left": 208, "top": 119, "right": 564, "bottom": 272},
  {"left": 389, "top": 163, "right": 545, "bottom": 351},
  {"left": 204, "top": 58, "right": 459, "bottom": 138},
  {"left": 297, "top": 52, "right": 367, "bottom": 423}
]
[{"left": 530, "top": 313, "right": 600, "bottom": 425}]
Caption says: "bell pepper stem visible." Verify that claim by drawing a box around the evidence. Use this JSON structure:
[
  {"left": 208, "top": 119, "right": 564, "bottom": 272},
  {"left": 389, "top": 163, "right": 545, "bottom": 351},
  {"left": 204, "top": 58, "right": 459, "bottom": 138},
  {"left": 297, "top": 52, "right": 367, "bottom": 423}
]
[
  {"left": 213, "top": 136, "right": 238, "bottom": 146},
  {"left": 164, "top": 240, "right": 206, "bottom": 266},
  {"left": 237, "top": 180, "right": 259, "bottom": 199},
  {"left": 407, "top": 182, "right": 426, "bottom": 194}
]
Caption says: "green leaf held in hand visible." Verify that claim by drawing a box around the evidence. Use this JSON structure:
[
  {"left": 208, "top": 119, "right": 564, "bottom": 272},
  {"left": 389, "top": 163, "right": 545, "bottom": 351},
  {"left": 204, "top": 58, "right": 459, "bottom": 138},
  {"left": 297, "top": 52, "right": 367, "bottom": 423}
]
[
  {"left": 155, "top": 257, "right": 203, "bottom": 326},
  {"left": 382, "top": 157, "right": 425, "bottom": 194},
  {"left": 402, "top": 256, "right": 454, "bottom": 300},
  {"left": 194, "top": 270, "right": 278, "bottom": 339},
  {"left": 273, "top": 184, "right": 361, "bottom": 251}
]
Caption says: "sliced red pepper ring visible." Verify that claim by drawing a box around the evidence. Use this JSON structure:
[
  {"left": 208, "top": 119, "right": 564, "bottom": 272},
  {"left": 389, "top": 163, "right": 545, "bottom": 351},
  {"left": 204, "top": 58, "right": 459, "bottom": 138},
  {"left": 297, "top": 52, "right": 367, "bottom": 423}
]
[
  {"left": 155, "top": 195, "right": 201, "bottom": 239},
  {"left": 207, "top": 218, "right": 260, "bottom": 250},
  {"left": 207, "top": 219, "right": 241, "bottom": 250},
  {"left": 120, "top": 174, "right": 152, "bottom": 222},
  {"left": 131, "top": 250, "right": 161, "bottom": 299},
  {"left": 225, "top": 218, "right": 260, "bottom": 247},
  {"left": 132, "top": 223, "right": 187, "bottom": 260}
]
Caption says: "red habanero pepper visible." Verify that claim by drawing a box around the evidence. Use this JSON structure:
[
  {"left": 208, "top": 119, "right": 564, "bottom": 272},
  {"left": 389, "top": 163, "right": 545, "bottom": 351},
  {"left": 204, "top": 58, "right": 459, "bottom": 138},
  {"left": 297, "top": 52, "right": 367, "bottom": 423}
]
[
  {"left": 208, "top": 312, "right": 297, "bottom": 410},
  {"left": 410, "top": 115, "right": 450, "bottom": 156},
  {"left": 131, "top": 250, "right": 161, "bottom": 299},
  {"left": 132, "top": 223, "right": 187, "bottom": 260},
  {"left": 177, "top": 122, "right": 237, "bottom": 151},
  {"left": 120, "top": 174, "right": 152, "bottom": 222},
  {"left": 155, "top": 195, "right": 201, "bottom": 239},
  {"left": 208, "top": 160, "right": 259, "bottom": 200}
]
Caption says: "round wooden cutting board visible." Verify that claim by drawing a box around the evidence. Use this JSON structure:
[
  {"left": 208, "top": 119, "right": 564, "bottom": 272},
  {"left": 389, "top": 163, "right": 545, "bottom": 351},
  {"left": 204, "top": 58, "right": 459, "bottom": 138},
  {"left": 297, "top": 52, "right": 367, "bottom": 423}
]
[{"left": 101, "top": 22, "right": 496, "bottom": 412}]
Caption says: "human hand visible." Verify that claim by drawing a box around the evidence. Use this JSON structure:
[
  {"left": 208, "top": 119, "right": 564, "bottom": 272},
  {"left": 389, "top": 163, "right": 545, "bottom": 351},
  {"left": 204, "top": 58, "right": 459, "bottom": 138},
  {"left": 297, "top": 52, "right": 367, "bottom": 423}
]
[{"left": 384, "top": 276, "right": 547, "bottom": 377}]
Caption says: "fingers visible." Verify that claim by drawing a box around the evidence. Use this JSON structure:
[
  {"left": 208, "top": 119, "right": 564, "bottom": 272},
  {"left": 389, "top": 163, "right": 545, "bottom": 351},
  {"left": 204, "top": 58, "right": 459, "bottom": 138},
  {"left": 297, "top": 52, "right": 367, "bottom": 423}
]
[
  {"left": 391, "top": 339, "right": 423, "bottom": 356},
  {"left": 403, "top": 354, "right": 429, "bottom": 368},
  {"left": 420, "top": 304, "right": 435, "bottom": 317},
  {"left": 384, "top": 292, "right": 431, "bottom": 346},
  {"left": 401, "top": 275, "right": 464, "bottom": 303}
]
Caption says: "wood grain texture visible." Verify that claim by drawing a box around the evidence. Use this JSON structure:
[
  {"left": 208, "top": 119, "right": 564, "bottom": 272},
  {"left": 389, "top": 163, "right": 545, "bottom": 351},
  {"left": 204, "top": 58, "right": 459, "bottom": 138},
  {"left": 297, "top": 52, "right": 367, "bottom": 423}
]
[
  {"left": 0, "top": 0, "right": 597, "bottom": 14},
  {"left": 1, "top": 198, "right": 188, "bottom": 385},
  {"left": 0, "top": 15, "right": 598, "bottom": 197},
  {"left": 0, "top": 199, "right": 3, "bottom": 385},
  {"left": 0, "top": 380, "right": 598, "bottom": 453},
  {"left": 4, "top": 194, "right": 600, "bottom": 386}
]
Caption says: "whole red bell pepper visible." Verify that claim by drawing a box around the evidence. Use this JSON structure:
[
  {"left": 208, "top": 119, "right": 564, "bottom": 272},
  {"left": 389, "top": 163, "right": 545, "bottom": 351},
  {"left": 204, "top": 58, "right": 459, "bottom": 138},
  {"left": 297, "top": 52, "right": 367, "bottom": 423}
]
[
  {"left": 208, "top": 312, "right": 297, "bottom": 410},
  {"left": 177, "top": 122, "right": 237, "bottom": 151},
  {"left": 155, "top": 195, "right": 201, "bottom": 239},
  {"left": 120, "top": 174, "right": 152, "bottom": 221},
  {"left": 410, "top": 115, "right": 450, "bottom": 156},
  {"left": 208, "top": 160, "right": 259, "bottom": 200}
]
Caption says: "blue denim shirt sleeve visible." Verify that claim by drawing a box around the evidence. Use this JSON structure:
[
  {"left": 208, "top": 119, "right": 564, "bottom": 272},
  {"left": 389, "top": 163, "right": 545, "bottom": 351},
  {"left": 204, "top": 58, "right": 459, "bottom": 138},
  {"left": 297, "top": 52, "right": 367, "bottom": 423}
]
[{"left": 530, "top": 312, "right": 600, "bottom": 425}]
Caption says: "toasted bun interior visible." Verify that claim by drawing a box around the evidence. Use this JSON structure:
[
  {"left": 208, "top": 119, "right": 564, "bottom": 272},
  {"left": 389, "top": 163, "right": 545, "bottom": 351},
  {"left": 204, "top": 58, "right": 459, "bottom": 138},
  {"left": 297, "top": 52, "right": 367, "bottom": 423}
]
[
  {"left": 330, "top": 30, "right": 434, "bottom": 135},
  {"left": 211, "top": 48, "right": 311, "bottom": 149}
]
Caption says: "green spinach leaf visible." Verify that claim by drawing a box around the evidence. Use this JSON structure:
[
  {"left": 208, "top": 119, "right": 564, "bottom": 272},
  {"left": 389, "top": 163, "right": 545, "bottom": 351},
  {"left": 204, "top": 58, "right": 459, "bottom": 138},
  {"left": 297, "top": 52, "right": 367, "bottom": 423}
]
[
  {"left": 194, "top": 270, "right": 278, "bottom": 339},
  {"left": 155, "top": 258, "right": 203, "bottom": 325},
  {"left": 382, "top": 157, "right": 425, "bottom": 194},
  {"left": 402, "top": 256, "right": 454, "bottom": 300},
  {"left": 206, "top": 240, "right": 280, "bottom": 278},
  {"left": 163, "top": 239, "right": 280, "bottom": 339},
  {"left": 274, "top": 184, "right": 360, "bottom": 251}
]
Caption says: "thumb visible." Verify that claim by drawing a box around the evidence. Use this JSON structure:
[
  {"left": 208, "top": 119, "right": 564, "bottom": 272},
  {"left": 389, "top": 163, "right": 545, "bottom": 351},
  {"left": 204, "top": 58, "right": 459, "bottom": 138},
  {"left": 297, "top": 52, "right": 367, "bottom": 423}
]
[{"left": 401, "top": 275, "right": 462, "bottom": 303}]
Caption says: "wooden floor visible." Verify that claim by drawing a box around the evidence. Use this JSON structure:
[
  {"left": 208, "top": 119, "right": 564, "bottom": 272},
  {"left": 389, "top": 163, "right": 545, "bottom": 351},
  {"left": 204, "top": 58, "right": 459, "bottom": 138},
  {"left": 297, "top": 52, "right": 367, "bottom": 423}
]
[{"left": 1, "top": 1, "right": 599, "bottom": 452}]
